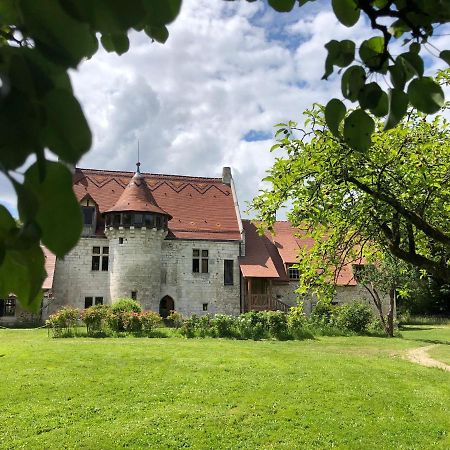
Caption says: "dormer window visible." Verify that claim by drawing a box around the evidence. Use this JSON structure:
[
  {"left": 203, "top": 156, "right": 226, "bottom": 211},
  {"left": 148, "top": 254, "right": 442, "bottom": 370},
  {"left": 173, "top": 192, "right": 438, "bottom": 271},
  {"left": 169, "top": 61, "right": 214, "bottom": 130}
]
[{"left": 82, "top": 206, "right": 95, "bottom": 225}]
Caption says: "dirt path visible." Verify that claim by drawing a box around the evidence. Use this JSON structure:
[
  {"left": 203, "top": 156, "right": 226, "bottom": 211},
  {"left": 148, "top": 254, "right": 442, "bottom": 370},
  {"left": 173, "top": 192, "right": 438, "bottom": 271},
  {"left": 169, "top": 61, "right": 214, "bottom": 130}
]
[{"left": 407, "top": 345, "right": 450, "bottom": 372}]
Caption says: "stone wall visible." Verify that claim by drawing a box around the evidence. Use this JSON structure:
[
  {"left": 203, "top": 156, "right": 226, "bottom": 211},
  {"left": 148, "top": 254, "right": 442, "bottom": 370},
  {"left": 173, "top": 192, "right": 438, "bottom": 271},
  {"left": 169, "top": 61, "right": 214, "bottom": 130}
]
[
  {"left": 44, "top": 237, "right": 110, "bottom": 318},
  {"left": 272, "top": 281, "right": 391, "bottom": 316},
  {"left": 160, "top": 240, "right": 241, "bottom": 316},
  {"left": 106, "top": 226, "right": 166, "bottom": 311},
  {"left": 46, "top": 233, "right": 242, "bottom": 318}
]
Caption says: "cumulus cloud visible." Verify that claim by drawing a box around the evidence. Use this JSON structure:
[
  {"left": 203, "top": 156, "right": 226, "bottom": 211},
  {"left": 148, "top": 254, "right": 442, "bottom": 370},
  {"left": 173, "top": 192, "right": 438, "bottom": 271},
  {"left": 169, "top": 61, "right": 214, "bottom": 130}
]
[{"left": 1, "top": 0, "right": 450, "bottom": 220}]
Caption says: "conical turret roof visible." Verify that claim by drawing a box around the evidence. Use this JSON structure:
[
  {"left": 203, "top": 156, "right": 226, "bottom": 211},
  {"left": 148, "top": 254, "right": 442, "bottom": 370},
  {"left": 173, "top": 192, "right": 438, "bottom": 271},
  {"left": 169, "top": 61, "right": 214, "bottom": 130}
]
[{"left": 106, "top": 165, "right": 171, "bottom": 218}]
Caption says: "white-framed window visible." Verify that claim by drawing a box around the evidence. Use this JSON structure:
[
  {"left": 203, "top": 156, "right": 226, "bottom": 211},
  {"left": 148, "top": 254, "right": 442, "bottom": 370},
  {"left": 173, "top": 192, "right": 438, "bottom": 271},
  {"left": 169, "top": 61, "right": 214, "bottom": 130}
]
[{"left": 287, "top": 264, "right": 300, "bottom": 280}]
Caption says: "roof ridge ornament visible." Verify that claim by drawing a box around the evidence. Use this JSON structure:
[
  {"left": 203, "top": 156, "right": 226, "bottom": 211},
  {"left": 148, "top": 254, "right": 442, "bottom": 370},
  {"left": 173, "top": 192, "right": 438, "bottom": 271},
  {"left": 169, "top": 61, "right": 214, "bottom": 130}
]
[{"left": 136, "top": 139, "right": 141, "bottom": 174}]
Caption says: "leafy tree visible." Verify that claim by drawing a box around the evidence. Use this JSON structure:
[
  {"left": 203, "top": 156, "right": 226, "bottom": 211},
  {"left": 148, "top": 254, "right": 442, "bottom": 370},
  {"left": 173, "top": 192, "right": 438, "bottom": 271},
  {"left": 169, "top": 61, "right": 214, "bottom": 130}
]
[
  {"left": 252, "top": 74, "right": 450, "bottom": 316},
  {"left": 354, "top": 255, "right": 417, "bottom": 336},
  {"left": 0, "top": 1, "right": 181, "bottom": 309},
  {"left": 239, "top": 0, "right": 450, "bottom": 152}
]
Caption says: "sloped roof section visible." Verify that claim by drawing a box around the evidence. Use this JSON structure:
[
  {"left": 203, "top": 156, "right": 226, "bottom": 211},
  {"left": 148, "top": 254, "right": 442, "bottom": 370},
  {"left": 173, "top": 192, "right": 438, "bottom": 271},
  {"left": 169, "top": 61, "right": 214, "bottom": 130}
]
[
  {"left": 239, "top": 221, "right": 287, "bottom": 279},
  {"left": 42, "top": 246, "right": 56, "bottom": 290},
  {"left": 106, "top": 172, "right": 171, "bottom": 217},
  {"left": 241, "top": 220, "right": 357, "bottom": 286},
  {"left": 73, "top": 168, "right": 241, "bottom": 241}
]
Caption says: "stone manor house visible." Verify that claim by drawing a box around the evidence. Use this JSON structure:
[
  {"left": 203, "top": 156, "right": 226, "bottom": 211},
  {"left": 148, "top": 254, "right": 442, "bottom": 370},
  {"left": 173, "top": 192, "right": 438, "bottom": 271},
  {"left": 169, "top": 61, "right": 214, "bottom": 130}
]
[{"left": 0, "top": 164, "right": 374, "bottom": 325}]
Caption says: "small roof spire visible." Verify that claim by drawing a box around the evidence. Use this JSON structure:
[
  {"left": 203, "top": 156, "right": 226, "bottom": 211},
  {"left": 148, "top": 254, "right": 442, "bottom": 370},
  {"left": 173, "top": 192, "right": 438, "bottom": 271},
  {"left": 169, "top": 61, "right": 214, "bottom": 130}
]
[{"left": 136, "top": 140, "right": 141, "bottom": 174}]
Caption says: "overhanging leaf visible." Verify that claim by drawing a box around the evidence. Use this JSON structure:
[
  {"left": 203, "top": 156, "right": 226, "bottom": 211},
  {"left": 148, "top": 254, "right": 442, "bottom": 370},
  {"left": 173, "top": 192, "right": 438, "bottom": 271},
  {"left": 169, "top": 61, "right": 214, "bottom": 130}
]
[
  {"left": 408, "top": 77, "right": 445, "bottom": 114},
  {"left": 267, "top": 0, "right": 296, "bottom": 12},
  {"left": 323, "top": 40, "right": 355, "bottom": 79},
  {"left": 343, "top": 109, "right": 375, "bottom": 152},
  {"left": 440, "top": 50, "right": 450, "bottom": 66},
  {"left": 145, "top": 25, "right": 169, "bottom": 44},
  {"left": 384, "top": 88, "right": 408, "bottom": 130},
  {"left": 325, "top": 98, "right": 346, "bottom": 137},
  {"left": 0, "top": 244, "right": 45, "bottom": 311},
  {"left": 332, "top": 0, "right": 360, "bottom": 27},
  {"left": 23, "top": 161, "right": 82, "bottom": 257},
  {"left": 341, "top": 65, "right": 365, "bottom": 101},
  {"left": 359, "top": 36, "right": 387, "bottom": 73},
  {"left": 42, "top": 88, "right": 92, "bottom": 163}
]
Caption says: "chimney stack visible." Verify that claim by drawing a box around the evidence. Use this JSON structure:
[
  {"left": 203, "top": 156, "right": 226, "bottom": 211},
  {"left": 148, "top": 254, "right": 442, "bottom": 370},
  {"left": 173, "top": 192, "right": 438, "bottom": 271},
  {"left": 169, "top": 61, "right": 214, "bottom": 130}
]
[{"left": 222, "top": 166, "right": 232, "bottom": 185}]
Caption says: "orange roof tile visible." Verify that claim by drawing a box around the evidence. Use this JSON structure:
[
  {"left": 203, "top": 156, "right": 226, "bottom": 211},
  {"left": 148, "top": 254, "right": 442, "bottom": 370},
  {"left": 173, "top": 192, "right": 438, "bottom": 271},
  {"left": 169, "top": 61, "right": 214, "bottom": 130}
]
[{"left": 73, "top": 168, "right": 241, "bottom": 241}]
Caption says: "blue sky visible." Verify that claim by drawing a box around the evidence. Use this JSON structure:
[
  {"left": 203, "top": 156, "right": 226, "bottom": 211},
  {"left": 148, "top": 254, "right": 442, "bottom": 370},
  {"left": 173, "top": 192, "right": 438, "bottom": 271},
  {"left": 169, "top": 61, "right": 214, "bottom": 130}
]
[{"left": 1, "top": 0, "right": 449, "bottom": 220}]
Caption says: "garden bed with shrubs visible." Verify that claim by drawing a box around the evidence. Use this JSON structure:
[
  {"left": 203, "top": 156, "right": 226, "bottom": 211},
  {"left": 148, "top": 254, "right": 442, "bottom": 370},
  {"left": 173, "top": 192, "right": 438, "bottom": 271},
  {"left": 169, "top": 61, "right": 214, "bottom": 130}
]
[{"left": 47, "top": 298, "right": 388, "bottom": 340}]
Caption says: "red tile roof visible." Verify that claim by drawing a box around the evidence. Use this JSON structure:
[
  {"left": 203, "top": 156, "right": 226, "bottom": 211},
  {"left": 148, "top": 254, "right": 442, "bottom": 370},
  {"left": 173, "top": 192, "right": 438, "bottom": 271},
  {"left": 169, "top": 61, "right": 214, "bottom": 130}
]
[
  {"left": 240, "top": 220, "right": 357, "bottom": 286},
  {"left": 42, "top": 246, "right": 56, "bottom": 290},
  {"left": 73, "top": 168, "right": 241, "bottom": 241},
  {"left": 239, "top": 221, "right": 284, "bottom": 279},
  {"left": 106, "top": 172, "right": 171, "bottom": 217}
]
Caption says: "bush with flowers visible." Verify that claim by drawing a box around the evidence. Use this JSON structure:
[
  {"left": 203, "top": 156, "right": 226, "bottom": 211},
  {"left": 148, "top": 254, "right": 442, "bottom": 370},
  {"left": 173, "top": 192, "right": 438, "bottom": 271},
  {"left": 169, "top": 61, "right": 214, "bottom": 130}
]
[{"left": 46, "top": 306, "right": 80, "bottom": 337}]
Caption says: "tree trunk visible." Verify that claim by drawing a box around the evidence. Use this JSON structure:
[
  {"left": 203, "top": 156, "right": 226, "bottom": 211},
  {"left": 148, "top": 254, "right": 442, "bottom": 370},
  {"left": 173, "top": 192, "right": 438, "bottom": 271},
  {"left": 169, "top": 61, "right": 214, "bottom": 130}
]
[{"left": 385, "top": 288, "right": 396, "bottom": 338}]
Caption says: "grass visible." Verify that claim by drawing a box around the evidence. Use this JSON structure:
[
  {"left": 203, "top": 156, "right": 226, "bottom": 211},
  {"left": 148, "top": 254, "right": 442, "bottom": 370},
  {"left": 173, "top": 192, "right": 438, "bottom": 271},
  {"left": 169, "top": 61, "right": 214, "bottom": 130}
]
[{"left": 0, "top": 326, "right": 449, "bottom": 449}]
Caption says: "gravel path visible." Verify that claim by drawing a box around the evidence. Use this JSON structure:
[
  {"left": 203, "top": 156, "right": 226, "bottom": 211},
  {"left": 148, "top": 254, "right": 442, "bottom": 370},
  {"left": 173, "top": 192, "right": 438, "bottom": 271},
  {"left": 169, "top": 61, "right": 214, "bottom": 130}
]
[{"left": 407, "top": 345, "right": 450, "bottom": 372}]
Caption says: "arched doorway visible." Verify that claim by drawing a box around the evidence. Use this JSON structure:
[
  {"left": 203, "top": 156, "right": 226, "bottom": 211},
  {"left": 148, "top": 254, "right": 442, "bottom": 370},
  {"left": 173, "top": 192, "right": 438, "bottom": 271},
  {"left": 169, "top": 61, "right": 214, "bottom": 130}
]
[{"left": 159, "top": 295, "right": 175, "bottom": 319}]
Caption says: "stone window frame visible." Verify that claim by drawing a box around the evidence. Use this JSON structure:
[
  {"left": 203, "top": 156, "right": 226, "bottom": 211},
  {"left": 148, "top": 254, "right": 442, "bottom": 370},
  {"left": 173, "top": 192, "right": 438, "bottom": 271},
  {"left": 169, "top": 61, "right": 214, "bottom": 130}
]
[
  {"left": 192, "top": 249, "right": 209, "bottom": 273},
  {"left": 224, "top": 259, "right": 234, "bottom": 285},
  {"left": 92, "top": 246, "right": 109, "bottom": 272},
  {"left": 84, "top": 296, "right": 104, "bottom": 308}
]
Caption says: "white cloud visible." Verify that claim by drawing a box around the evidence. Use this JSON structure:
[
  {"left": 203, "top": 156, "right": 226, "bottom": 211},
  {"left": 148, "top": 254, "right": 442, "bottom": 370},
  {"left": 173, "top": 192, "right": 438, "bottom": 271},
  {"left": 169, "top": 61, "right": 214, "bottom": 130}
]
[{"left": 2, "top": 0, "right": 450, "bottom": 220}]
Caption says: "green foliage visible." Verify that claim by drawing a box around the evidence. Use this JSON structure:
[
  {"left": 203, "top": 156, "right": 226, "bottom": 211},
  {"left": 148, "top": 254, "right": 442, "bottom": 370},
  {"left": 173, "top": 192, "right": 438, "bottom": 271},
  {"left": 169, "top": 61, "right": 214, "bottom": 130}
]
[
  {"left": 287, "top": 304, "right": 313, "bottom": 339},
  {"left": 252, "top": 94, "right": 450, "bottom": 303},
  {"left": 82, "top": 305, "right": 111, "bottom": 336},
  {"left": 46, "top": 306, "right": 80, "bottom": 337},
  {"left": 0, "top": 0, "right": 181, "bottom": 310},
  {"left": 111, "top": 298, "right": 142, "bottom": 313},
  {"left": 2, "top": 326, "right": 450, "bottom": 448},
  {"left": 166, "top": 310, "right": 184, "bottom": 328},
  {"left": 211, "top": 314, "right": 238, "bottom": 338},
  {"left": 334, "top": 302, "right": 374, "bottom": 333},
  {"left": 140, "top": 311, "right": 163, "bottom": 335}
]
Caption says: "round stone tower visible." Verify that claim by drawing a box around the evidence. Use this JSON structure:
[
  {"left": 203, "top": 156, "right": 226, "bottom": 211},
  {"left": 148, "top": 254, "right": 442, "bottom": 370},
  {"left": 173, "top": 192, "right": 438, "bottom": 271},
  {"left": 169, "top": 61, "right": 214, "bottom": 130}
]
[{"left": 104, "top": 163, "right": 171, "bottom": 311}]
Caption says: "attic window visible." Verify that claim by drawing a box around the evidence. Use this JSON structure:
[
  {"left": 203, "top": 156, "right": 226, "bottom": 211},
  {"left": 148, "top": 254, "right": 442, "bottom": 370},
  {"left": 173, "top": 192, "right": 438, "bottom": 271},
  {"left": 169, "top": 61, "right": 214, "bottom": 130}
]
[
  {"left": 82, "top": 206, "right": 95, "bottom": 225},
  {"left": 287, "top": 264, "right": 300, "bottom": 281}
]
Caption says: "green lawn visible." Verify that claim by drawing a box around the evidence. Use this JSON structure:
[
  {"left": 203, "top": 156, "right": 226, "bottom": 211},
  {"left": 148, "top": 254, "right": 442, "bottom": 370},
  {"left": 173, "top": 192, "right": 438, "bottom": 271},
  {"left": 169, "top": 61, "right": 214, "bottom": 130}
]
[{"left": 0, "top": 326, "right": 449, "bottom": 449}]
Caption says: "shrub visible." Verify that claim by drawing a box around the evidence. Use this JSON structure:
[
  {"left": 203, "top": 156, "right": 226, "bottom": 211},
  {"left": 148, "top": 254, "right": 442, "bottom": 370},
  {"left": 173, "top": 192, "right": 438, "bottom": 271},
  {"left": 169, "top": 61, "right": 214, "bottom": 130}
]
[
  {"left": 47, "top": 306, "right": 80, "bottom": 337},
  {"left": 310, "top": 301, "right": 337, "bottom": 326},
  {"left": 122, "top": 311, "right": 142, "bottom": 333},
  {"left": 237, "top": 312, "right": 268, "bottom": 340},
  {"left": 334, "top": 301, "right": 374, "bottom": 333},
  {"left": 167, "top": 310, "right": 184, "bottom": 328},
  {"left": 141, "top": 311, "right": 163, "bottom": 336},
  {"left": 211, "top": 314, "right": 237, "bottom": 338},
  {"left": 266, "top": 311, "right": 290, "bottom": 340},
  {"left": 180, "top": 315, "right": 199, "bottom": 338},
  {"left": 82, "top": 305, "right": 111, "bottom": 336},
  {"left": 111, "top": 298, "right": 142, "bottom": 313},
  {"left": 110, "top": 299, "right": 142, "bottom": 332},
  {"left": 288, "top": 304, "right": 313, "bottom": 340},
  {"left": 195, "top": 315, "right": 213, "bottom": 337}
]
